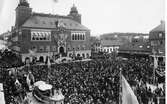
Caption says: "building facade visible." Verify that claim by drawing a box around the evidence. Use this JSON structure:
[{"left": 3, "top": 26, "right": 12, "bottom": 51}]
[
  {"left": 9, "top": 0, "right": 91, "bottom": 62},
  {"left": 99, "top": 33, "right": 148, "bottom": 53},
  {"left": 149, "top": 21, "right": 165, "bottom": 63},
  {"left": 90, "top": 36, "right": 101, "bottom": 53},
  {"left": 0, "top": 31, "right": 12, "bottom": 48},
  {"left": 118, "top": 39, "right": 151, "bottom": 58}
]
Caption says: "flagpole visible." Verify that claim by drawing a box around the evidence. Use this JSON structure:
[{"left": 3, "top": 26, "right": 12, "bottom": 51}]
[
  {"left": 153, "top": 49, "right": 157, "bottom": 85},
  {"left": 153, "top": 55, "right": 155, "bottom": 85},
  {"left": 52, "top": 1, "right": 54, "bottom": 14},
  {"left": 119, "top": 68, "right": 122, "bottom": 104}
]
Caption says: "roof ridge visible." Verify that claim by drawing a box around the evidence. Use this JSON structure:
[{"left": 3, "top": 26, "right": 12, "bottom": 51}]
[
  {"left": 150, "top": 22, "right": 165, "bottom": 32},
  {"left": 22, "top": 13, "right": 89, "bottom": 30},
  {"left": 32, "top": 12, "right": 72, "bottom": 19}
]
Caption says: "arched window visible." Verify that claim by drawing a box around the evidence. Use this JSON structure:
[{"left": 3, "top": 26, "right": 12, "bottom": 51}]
[
  {"left": 77, "top": 54, "right": 80, "bottom": 57},
  {"left": 69, "top": 53, "right": 72, "bottom": 57},
  {"left": 86, "top": 53, "right": 89, "bottom": 58},
  {"left": 83, "top": 35, "right": 85, "bottom": 40},
  {"left": 77, "top": 34, "right": 80, "bottom": 40},
  {"left": 80, "top": 34, "right": 82, "bottom": 40},
  {"left": 25, "top": 57, "right": 30, "bottom": 65},
  {"left": 75, "top": 34, "right": 77, "bottom": 40},
  {"left": 39, "top": 56, "right": 44, "bottom": 62},
  {"left": 82, "top": 54, "right": 85, "bottom": 58},
  {"left": 72, "top": 34, "right": 75, "bottom": 40}
]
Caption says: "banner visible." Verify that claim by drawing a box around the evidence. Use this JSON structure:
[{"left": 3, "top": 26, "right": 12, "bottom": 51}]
[
  {"left": 0, "top": 83, "right": 5, "bottom": 104},
  {"left": 122, "top": 75, "right": 139, "bottom": 104},
  {"left": 154, "top": 56, "right": 158, "bottom": 69}
]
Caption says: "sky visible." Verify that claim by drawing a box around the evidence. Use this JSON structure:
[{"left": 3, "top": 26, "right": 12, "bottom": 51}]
[{"left": 0, "top": 0, "right": 165, "bottom": 36}]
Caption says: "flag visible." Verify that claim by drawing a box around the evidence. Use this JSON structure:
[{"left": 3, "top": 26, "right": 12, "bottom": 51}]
[
  {"left": 26, "top": 72, "right": 35, "bottom": 91},
  {"left": 122, "top": 75, "right": 139, "bottom": 104},
  {"left": 47, "top": 57, "right": 51, "bottom": 68},
  {"left": 154, "top": 56, "right": 158, "bottom": 69},
  {"left": 0, "top": 83, "right": 5, "bottom": 104}
]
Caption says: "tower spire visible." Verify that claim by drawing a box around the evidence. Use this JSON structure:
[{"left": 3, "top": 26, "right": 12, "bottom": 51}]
[
  {"left": 68, "top": 1, "right": 81, "bottom": 24},
  {"left": 18, "top": 0, "right": 29, "bottom": 7},
  {"left": 20, "top": 0, "right": 27, "bottom": 3},
  {"left": 73, "top": 0, "right": 75, "bottom": 6},
  {"left": 16, "top": 0, "right": 32, "bottom": 28}
]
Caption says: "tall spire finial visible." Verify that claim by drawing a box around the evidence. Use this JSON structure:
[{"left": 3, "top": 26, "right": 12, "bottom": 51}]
[
  {"left": 73, "top": 0, "right": 76, "bottom": 7},
  {"left": 20, "top": 0, "right": 27, "bottom": 3}
]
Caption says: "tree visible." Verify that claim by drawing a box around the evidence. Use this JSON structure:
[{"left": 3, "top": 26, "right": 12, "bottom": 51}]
[{"left": 0, "top": 49, "right": 22, "bottom": 67}]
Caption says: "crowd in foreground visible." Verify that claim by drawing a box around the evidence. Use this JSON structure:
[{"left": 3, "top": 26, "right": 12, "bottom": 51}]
[{"left": 0, "top": 55, "right": 165, "bottom": 104}]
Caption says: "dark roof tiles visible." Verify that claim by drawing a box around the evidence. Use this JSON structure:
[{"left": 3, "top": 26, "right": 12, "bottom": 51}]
[
  {"left": 22, "top": 13, "right": 89, "bottom": 30},
  {"left": 150, "top": 21, "right": 165, "bottom": 33},
  {"left": 119, "top": 41, "right": 151, "bottom": 52},
  {"left": 101, "top": 40, "right": 123, "bottom": 46}
]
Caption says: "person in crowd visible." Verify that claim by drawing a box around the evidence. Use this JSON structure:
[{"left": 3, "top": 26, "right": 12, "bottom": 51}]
[{"left": 0, "top": 53, "right": 165, "bottom": 104}]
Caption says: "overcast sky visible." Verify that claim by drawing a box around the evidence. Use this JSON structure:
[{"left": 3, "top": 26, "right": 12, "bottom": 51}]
[{"left": 0, "top": 0, "right": 165, "bottom": 36}]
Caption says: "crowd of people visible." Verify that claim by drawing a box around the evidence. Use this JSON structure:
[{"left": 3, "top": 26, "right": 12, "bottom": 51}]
[{"left": 0, "top": 54, "right": 165, "bottom": 104}]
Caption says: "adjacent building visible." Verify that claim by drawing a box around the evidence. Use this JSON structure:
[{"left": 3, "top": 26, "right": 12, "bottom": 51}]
[
  {"left": 118, "top": 39, "right": 151, "bottom": 57},
  {"left": 0, "top": 31, "right": 12, "bottom": 49},
  {"left": 149, "top": 21, "right": 165, "bottom": 63},
  {"left": 100, "top": 33, "right": 148, "bottom": 53},
  {"left": 90, "top": 36, "right": 101, "bottom": 53},
  {"left": 9, "top": 0, "right": 91, "bottom": 62},
  {"left": 0, "top": 31, "right": 12, "bottom": 41}
]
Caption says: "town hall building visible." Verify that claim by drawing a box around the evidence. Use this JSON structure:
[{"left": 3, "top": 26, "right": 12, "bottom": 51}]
[{"left": 9, "top": 0, "right": 91, "bottom": 62}]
